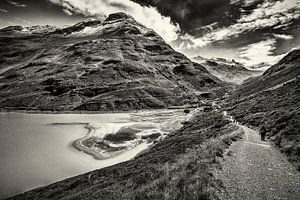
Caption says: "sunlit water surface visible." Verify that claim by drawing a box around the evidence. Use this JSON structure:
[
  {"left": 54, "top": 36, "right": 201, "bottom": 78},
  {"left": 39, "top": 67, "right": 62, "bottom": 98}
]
[{"left": 0, "top": 109, "right": 191, "bottom": 199}]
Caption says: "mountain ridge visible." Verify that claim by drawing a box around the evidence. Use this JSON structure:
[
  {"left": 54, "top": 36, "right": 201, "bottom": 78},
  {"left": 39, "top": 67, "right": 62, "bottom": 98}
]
[
  {"left": 0, "top": 12, "right": 228, "bottom": 112},
  {"left": 193, "top": 55, "right": 263, "bottom": 85}
]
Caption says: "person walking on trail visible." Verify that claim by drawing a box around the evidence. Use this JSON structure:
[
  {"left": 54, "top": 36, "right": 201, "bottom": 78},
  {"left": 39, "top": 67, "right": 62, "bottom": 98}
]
[{"left": 260, "top": 126, "right": 267, "bottom": 141}]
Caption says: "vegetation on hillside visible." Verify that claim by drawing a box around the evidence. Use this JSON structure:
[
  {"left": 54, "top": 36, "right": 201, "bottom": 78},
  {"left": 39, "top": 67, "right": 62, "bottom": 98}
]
[{"left": 226, "top": 77, "right": 300, "bottom": 170}]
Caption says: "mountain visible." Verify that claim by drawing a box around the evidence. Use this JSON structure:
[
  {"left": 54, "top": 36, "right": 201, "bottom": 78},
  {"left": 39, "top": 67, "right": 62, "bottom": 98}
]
[
  {"left": 232, "top": 49, "right": 300, "bottom": 97},
  {"left": 193, "top": 56, "right": 262, "bottom": 85},
  {"left": 226, "top": 49, "right": 300, "bottom": 169},
  {"left": 248, "top": 62, "right": 271, "bottom": 71},
  {"left": 0, "top": 12, "right": 227, "bottom": 112},
  {"left": 3, "top": 17, "right": 299, "bottom": 198}
]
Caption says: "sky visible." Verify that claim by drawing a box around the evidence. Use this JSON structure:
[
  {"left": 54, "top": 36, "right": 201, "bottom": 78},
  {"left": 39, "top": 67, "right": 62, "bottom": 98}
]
[{"left": 0, "top": 0, "right": 299, "bottom": 67}]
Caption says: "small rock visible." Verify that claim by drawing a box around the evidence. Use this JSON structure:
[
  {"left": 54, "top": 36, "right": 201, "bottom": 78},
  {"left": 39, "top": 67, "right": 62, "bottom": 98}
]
[
  {"left": 181, "top": 121, "right": 191, "bottom": 125},
  {"left": 227, "top": 150, "right": 233, "bottom": 156},
  {"left": 184, "top": 109, "right": 190, "bottom": 114}
]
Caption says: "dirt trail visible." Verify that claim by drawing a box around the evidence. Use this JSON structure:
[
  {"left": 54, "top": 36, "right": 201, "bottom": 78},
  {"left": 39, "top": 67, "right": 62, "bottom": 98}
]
[{"left": 215, "top": 118, "right": 300, "bottom": 200}]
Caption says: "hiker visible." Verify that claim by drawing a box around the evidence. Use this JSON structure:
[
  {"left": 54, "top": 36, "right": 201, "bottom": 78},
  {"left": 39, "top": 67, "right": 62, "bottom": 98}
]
[{"left": 260, "top": 126, "right": 267, "bottom": 141}]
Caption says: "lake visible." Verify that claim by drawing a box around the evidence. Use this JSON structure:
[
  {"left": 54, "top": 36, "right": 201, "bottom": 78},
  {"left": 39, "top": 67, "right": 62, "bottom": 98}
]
[{"left": 0, "top": 109, "right": 190, "bottom": 199}]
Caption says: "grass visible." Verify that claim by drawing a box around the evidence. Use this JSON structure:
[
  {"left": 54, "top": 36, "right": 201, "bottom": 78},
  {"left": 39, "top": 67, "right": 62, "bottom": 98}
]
[{"left": 131, "top": 132, "right": 243, "bottom": 200}]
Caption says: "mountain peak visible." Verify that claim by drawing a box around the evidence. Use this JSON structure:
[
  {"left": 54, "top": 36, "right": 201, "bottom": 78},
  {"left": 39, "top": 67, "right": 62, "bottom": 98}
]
[
  {"left": 0, "top": 25, "right": 23, "bottom": 32},
  {"left": 264, "top": 48, "right": 300, "bottom": 76},
  {"left": 193, "top": 55, "right": 262, "bottom": 84},
  {"left": 0, "top": 12, "right": 227, "bottom": 111},
  {"left": 277, "top": 48, "right": 300, "bottom": 65},
  {"left": 105, "top": 12, "right": 133, "bottom": 22}
]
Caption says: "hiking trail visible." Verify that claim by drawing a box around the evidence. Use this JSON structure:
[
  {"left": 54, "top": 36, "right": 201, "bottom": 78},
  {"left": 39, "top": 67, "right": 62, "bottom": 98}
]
[{"left": 215, "top": 112, "right": 300, "bottom": 200}]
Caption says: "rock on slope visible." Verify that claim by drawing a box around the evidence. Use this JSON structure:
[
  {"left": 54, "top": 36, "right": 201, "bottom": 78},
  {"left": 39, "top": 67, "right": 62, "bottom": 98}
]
[
  {"left": 0, "top": 12, "right": 227, "bottom": 112},
  {"left": 226, "top": 49, "right": 300, "bottom": 169},
  {"left": 193, "top": 56, "right": 262, "bottom": 85}
]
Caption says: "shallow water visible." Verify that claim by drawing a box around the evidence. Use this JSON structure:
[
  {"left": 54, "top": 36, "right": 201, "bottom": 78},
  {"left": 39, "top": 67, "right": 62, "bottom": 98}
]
[{"left": 0, "top": 109, "right": 190, "bottom": 199}]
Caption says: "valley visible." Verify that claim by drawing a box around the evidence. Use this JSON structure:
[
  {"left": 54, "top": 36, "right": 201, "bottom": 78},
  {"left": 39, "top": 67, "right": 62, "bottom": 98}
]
[{"left": 0, "top": 12, "right": 299, "bottom": 200}]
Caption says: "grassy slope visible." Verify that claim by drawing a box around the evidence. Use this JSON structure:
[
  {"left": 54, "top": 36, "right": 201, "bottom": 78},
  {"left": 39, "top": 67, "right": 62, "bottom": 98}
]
[
  {"left": 224, "top": 50, "right": 300, "bottom": 170},
  {"left": 225, "top": 77, "right": 300, "bottom": 170},
  {"left": 9, "top": 111, "right": 242, "bottom": 200}
]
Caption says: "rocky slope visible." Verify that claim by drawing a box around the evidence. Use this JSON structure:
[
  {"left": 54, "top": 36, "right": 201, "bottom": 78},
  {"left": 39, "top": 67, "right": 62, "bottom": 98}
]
[
  {"left": 0, "top": 13, "right": 227, "bottom": 112},
  {"left": 193, "top": 56, "right": 262, "bottom": 85},
  {"left": 225, "top": 49, "right": 300, "bottom": 170}
]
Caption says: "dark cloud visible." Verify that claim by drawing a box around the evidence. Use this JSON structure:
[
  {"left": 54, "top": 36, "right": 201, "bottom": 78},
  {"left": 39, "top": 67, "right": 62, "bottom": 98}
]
[
  {"left": 109, "top": 2, "right": 130, "bottom": 10},
  {"left": 154, "top": 0, "right": 300, "bottom": 66},
  {"left": 6, "top": 0, "right": 27, "bottom": 7},
  {"left": 132, "top": 0, "right": 246, "bottom": 36},
  {"left": 0, "top": 0, "right": 86, "bottom": 27}
]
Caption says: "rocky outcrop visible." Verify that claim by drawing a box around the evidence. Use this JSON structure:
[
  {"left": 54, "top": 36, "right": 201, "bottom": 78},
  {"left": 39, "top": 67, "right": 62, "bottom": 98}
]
[
  {"left": 52, "top": 19, "right": 102, "bottom": 35},
  {"left": 0, "top": 12, "right": 227, "bottom": 111}
]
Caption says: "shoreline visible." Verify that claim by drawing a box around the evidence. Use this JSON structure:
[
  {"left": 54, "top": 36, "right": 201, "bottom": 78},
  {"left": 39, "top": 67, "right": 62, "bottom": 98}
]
[
  {"left": 3, "top": 109, "right": 195, "bottom": 162},
  {"left": 0, "top": 107, "right": 189, "bottom": 115},
  {"left": 0, "top": 109, "right": 140, "bottom": 115},
  {"left": 1, "top": 108, "right": 198, "bottom": 199},
  {"left": 71, "top": 124, "right": 122, "bottom": 160},
  {"left": 72, "top": 123, "right": 149, "bottom": 160}
]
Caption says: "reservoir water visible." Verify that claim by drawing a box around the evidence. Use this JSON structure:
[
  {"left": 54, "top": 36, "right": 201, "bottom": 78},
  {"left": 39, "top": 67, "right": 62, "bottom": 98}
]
[{"left": 0, "top": 110, "right": 190, "bottom": 199}]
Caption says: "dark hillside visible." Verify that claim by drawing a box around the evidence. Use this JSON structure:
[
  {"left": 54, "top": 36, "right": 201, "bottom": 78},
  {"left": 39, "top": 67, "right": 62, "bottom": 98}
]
[
  {"left": 225, "top": 49, "right": 300, "bottom": 170},
  {"left": 232, "top": 49, "right": 300, "bottom": 97}
]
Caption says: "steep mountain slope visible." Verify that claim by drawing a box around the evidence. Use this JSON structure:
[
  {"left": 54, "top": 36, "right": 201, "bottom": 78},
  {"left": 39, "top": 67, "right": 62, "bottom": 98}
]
[
  {"left": 0, "top": 13, "right": 227, "bottom": 112},
  {"left": 225, "top": 49, "right": 300, "bottom": 170},
  {"left": 193, "top": 56, "right": 262, "bottom": 85},
  {"left": 232, "top": 49, "right": 300, "bottom": 97}
]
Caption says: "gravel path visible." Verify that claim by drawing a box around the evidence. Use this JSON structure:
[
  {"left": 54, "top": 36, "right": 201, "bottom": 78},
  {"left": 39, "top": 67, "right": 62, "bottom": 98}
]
[{"left": 215, "top": 123, "right": 300, "bottom": 200}]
